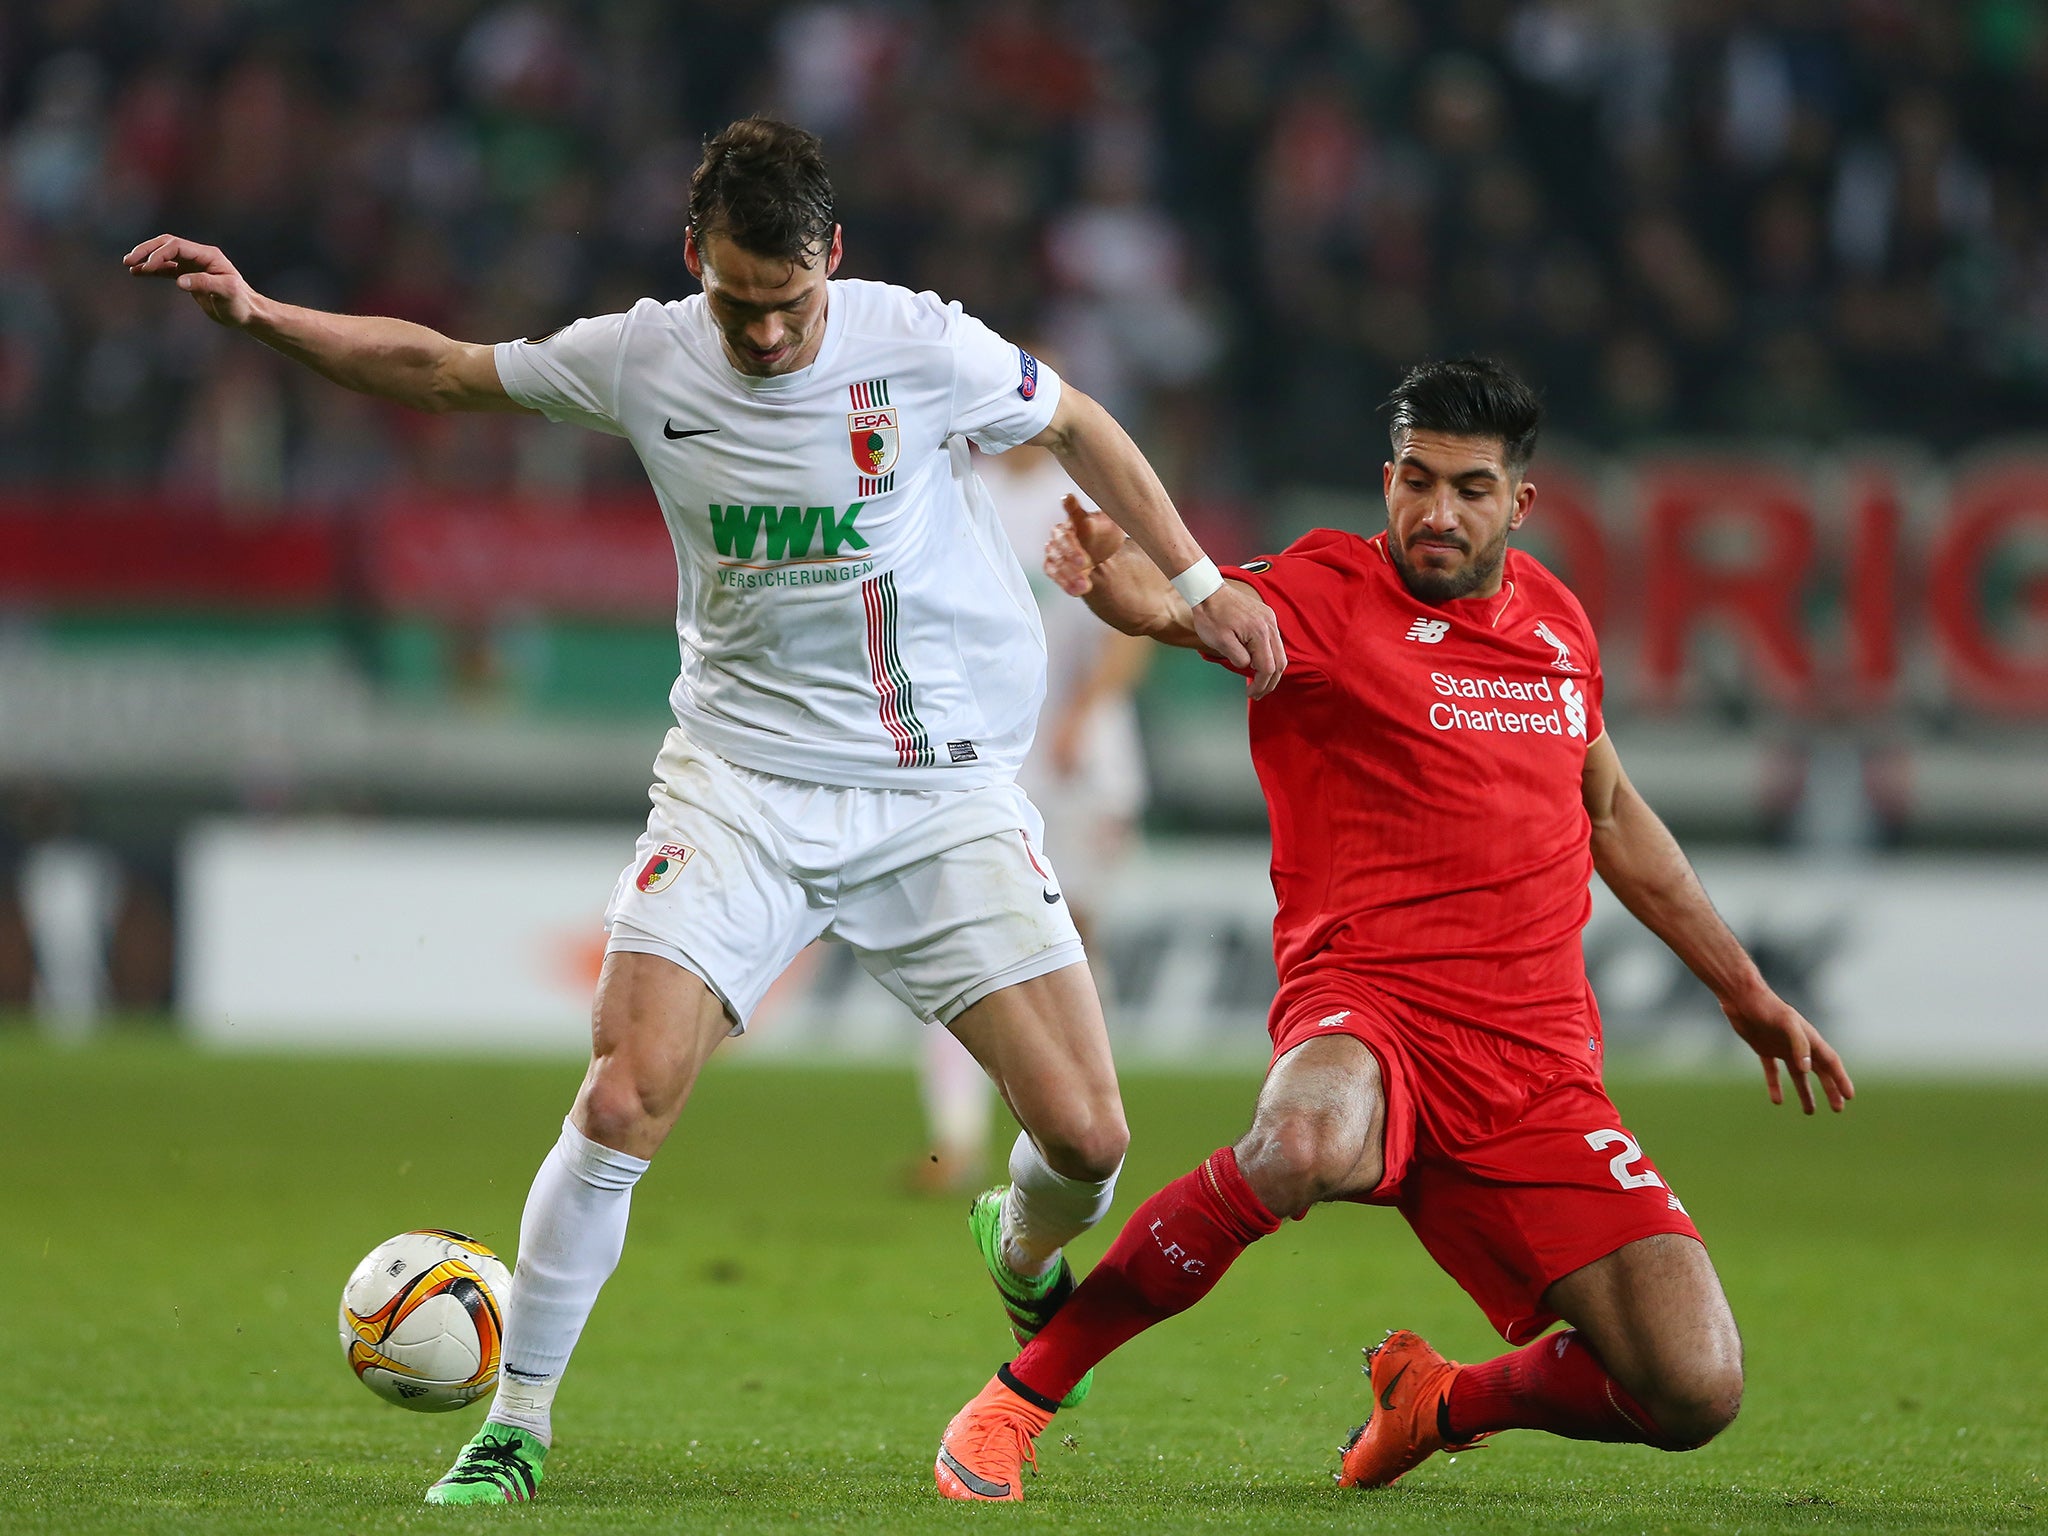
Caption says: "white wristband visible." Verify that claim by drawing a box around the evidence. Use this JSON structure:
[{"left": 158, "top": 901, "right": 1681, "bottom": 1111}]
[{"left": 1169, "top": 555, "right": 1224, "bottom": 608}]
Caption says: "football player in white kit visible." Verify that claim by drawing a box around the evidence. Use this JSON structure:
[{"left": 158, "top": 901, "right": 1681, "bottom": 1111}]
[{"left": 125, "top": 116, "right": 1284, "bottom": 1504}]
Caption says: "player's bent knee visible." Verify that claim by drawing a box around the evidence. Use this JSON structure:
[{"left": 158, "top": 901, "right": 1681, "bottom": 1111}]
[
  {"left": 1645, "top": 1362, "right": 1743, "bottom": 1450},
  {"left": 575, "top": 1075, "right": 654, "bottom": 1148},
  {"left": 1237, "top": 1107, "right": 1359, "bottom": 1217},
  {"left": 1650, "top": 1392, "right": 1740, "bottom": 1451},
  {"left": 1034, "top": 1108, "right": 1129, "bottom": 1183},
  {"left": 577, "top": 1053, "right": 684, "bottom": 1147}
]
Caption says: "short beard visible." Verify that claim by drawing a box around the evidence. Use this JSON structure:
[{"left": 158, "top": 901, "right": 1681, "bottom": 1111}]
[{"left": 1389, "top": 523, "right": 1511, "bottom": 603}]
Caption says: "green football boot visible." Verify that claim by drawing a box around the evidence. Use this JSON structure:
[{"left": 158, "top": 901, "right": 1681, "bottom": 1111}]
[
  {"left": 424, "top": 1422, "right": 547, "bottom": 1505},
  {"left": 969, "top": 1187, "right": 1093, "bottom": 1409}
]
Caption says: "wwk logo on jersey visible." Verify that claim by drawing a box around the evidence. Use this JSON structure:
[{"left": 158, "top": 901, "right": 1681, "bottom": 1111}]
[
  {"left": 1406, "top": 618, "right": 1450, "bottom": 644},
  {"left": 708, "top": 502, "right": 870, "bottom": 562},
  {"left": 1534, "top": 619, "right": 1579, "bottom": 672},
  {"left": 635, "top": 842, "right": 694, "bottom": 894}
]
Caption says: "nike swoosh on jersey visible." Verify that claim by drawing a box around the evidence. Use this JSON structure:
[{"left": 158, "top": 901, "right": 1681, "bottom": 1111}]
[
  {"left": 663, "top": 421, "right": 719, "bottom": 439},
  {"left": 1043, "top": 889, "right": 1063, "bottom": 905}
]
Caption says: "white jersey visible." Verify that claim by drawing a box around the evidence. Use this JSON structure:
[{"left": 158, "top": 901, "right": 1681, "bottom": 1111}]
[{"left": 495, "top": 279, "right": 1061, "bottom": 790}]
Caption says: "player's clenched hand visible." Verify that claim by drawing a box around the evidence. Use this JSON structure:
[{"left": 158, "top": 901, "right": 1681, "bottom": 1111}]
[
  {"left": 1044, "top": 494, "right": 1127, "bottom": 597},
  {"left": 1190, "top": 581, "right": 1287, "bottom": 698},
  {"left": 1722, "top": 991, "right": 1853, "bottom": 1115},
  {"left": 124, "top": 235, "right": 259, "bottom": 328}
]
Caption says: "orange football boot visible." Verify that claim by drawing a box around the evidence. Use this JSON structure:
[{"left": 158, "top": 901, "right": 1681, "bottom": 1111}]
[
  {"left": 1336, "top": 1328, "right": 1489, "bottom": 1488},
  {"left": 934, "top": 1374, "right": 1054, "bottom": 1501}
]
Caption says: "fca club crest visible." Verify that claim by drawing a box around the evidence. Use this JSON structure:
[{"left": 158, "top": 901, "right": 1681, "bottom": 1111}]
[
  {"left": 848, "top": 406, "right": 899, "bottom": 476},
  {"left": 635, "top": 841, "right": 694, "bottom": 894}
]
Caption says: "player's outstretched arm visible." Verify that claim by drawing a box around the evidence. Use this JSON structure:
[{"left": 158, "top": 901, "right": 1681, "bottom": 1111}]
[
  {"left": 1046, "top": 495, "right": 1260, "bottom": 653},
  {"left": 1030, "top": 387, "right": 1284, "bottom": 696},
  {"left": 123, "top": 234, "right": 530, "bottom": 416},
  {"left": 1583, "top": 733, "right": 1855, "bottom": 1115}
]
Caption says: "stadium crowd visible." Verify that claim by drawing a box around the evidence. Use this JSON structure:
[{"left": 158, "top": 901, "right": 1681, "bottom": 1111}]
[{"left": 2, "top": 0, "right": 2046, "bottom": 511}]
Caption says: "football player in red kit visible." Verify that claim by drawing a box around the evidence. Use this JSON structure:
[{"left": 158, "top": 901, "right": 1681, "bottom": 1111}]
[{"left": 933, "top": 358, "right": 1854, "bottom": 1502}]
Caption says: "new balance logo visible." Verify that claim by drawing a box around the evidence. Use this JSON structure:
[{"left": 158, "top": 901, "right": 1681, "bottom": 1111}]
[
  {"left": 1405, "top": 618, "right": 1449, "bottom": 644},
  {"left": 1534, "top": 619, "right": 1579, "bottom": 671}
]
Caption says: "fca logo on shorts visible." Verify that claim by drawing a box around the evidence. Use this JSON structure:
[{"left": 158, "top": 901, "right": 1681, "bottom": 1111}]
[{"left": 1405, "top": 618, "right": 1449, "bottom": 644}]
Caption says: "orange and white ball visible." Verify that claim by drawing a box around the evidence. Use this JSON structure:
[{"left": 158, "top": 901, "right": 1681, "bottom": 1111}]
[{"left": 339, "top": 1230, "right": 511, "bottom": 1412}]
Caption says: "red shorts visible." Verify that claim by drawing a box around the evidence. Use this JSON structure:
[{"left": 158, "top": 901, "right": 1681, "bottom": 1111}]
[{"left": 1270, "top": 979, "right": 1701, "bottom": 1345}]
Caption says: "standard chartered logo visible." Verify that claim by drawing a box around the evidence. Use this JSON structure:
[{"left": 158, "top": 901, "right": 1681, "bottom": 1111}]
[
  {"left": 1560, "top": 678, "right": 1587, "bottom": 739},
  {"left": 708, "top": 501, "right": 870, "bottom": 561},
  {"left": 1427, "top": 668, "right": 1588, "bottom": 740}
]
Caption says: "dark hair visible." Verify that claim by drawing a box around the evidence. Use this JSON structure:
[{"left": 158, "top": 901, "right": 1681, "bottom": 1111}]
[
  {"left": 689, "top": 116, "right": 836, "bottom": 262},
  {"left": 1383, "top": 357, "right": 1543, "bottom": 475}
]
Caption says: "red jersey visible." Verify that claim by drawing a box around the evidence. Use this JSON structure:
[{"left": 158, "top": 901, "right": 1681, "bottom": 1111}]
[{"left": 1222, "top": 530, "right": 1605, "bottom": 1049}]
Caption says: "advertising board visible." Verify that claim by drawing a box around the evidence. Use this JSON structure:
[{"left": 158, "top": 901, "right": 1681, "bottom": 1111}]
[{"left": 182, "top": 824, "right": 2048, "bottom": 1070}]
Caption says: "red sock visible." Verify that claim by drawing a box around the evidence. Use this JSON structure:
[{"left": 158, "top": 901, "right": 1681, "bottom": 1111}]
[
  {"left": 1446, "top": 1329, "right": 1670, "bottom": 1447},
  {"left": 1008, "top": 1148, "right": 1281, "bottom": 1406}
]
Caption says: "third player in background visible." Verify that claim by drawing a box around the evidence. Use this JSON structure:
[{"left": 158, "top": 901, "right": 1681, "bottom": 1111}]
[{"left": 912, "top": 421, "right": 1151, "bottom": 1195}]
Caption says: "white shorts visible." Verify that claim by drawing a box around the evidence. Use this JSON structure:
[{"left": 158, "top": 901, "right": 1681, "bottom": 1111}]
[{"left": 604, "top": 729, "right": 1086, "bottom": 1030}]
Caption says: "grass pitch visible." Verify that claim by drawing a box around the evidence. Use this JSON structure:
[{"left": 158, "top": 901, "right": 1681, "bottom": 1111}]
[{"left": 1, "top": 1037, "right": 2042, "bottom": 1535}]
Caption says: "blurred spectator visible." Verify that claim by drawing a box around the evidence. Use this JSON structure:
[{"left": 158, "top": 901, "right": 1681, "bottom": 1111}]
[
  {"left": 3, "top": 0, "right": 2048, "bottom": 517},
  {"left": 0, "top": 787, "right": 173, "bottom": 1032},
  {"left": 1044, "top": 112, "right": 1222, "bottom": 438},
  {"left": 1594, "top": 329, "right": 1679, "bottom": 442}
]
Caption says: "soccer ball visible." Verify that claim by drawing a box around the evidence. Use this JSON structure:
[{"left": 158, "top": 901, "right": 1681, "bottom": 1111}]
[{"left": 338, "top": 1229, "right": 512, "bottom": 1412}]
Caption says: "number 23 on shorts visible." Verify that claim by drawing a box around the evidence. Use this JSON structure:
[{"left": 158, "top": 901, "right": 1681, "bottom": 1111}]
[{"left": 1586, "top": 1128, "right": 1664, "bottom": 1191}]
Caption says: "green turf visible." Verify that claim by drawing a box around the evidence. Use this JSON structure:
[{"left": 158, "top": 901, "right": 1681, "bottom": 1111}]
[{"left": 1, "top": 1038, "right": 2041, "bottom": 1534}]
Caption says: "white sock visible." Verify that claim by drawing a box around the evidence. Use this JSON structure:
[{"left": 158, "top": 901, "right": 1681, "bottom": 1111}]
[
  {"left": 922, "top": 1027, "right": 993, "bottom": 1158},
  {"left": 1000, "top": 1131, "right": 1121, "bottom": 1279},
  {"left": 486, "top": 1118, "right": 649, "bottom": 1443}
]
